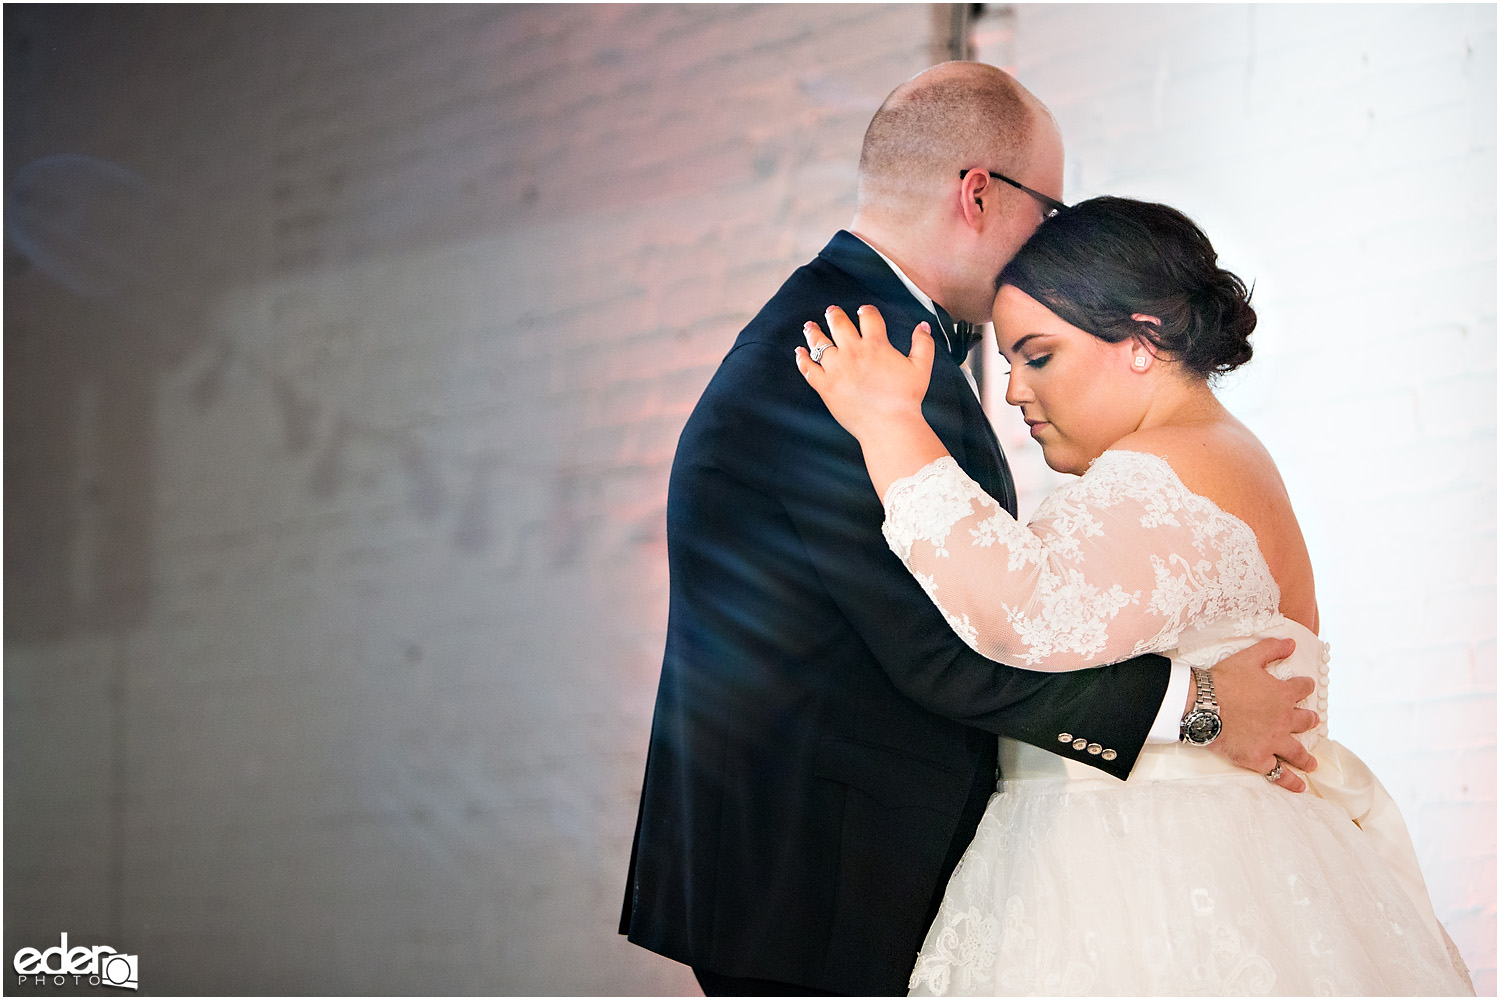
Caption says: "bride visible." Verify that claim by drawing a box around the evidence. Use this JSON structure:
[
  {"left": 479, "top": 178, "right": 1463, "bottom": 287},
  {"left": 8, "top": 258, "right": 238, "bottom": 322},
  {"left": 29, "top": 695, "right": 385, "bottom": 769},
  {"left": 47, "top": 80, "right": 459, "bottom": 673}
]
[{"left": 795, "top": 196, "right": 1474, "bottom": 995}]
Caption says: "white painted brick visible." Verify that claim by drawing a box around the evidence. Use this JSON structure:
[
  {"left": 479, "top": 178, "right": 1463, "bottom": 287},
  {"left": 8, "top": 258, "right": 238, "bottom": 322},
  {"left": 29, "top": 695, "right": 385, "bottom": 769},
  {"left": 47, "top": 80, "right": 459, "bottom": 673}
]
[
  {"left": 8, "top": 4, "right": 1490, "bottom": 993},
  {"left": 982, "top": 4, "right": 1496, "bottom": 988}
]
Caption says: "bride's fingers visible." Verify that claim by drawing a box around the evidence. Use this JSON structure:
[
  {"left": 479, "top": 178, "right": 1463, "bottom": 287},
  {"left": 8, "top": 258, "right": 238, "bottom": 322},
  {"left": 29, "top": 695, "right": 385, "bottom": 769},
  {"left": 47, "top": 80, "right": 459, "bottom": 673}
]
[
  {"left": 908, "top": 320, "right": 936, "bottom": 376},
  {"left": 802, "top": 321, "right": 837, "bottom": 364},
  {"left": 854, "top": 304, "right": 888, "bottom": 345},
  {"left": 824, "top": 305, "right": 861, "bottom": 351},
  {"left": 794, "top": 345, "right": 828, "bottom": 389}
]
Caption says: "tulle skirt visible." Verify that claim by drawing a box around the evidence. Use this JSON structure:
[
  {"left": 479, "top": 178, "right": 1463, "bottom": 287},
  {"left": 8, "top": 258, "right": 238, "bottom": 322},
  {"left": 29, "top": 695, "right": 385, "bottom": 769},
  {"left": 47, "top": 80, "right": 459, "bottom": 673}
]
[{"left": 908, "top": 748, "right": 1473, "bottom": 996}]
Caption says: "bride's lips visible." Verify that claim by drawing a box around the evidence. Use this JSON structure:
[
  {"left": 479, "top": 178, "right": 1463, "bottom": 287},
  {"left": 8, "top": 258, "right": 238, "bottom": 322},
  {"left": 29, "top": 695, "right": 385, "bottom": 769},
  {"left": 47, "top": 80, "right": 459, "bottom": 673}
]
[{"left": 1025, "top": 418, "right": 1048, "bottom": 437}]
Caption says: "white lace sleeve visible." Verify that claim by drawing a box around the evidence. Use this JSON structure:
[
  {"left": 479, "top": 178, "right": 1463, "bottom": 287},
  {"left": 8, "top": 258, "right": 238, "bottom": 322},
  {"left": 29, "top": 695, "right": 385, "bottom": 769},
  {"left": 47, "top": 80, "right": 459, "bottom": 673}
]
[{"left": 881, "top": 451, "right": 1280, "bottom": 671}]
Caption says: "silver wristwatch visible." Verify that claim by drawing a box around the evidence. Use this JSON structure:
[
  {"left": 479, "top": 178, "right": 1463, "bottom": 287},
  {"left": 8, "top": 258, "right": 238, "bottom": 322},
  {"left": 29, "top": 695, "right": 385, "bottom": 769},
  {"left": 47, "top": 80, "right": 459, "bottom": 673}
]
[{"left": 1179, "top": 666, "right": 1222, "bottom": 746}]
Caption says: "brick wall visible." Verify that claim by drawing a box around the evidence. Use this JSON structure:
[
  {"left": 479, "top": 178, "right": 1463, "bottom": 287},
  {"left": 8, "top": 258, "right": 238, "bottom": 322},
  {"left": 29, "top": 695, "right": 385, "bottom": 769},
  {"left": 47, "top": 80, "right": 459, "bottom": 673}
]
[
  {"left": 977, "top": 4, "right": 1496, "bottom": 991},
  {"left": 3, "top": 5, "right": 933, "bottom": 993},
  {"left": 6, "top": 3, "right": 1493, "bottom": 995}
]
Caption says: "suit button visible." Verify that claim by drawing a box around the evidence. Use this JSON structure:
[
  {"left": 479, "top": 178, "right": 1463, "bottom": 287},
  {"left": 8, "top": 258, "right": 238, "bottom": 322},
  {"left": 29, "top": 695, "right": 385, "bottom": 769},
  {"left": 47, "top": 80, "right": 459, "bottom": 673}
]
[
  {"left": 1072, "top": 738, "right": 1087, "bottom": 750},
  {"left": 1058, "top": 733, "right": 1073, "bottom": 743},
  {"left": 1087, "top": 743, "right": 1103, "bottom": 755},
  {"left": 1101, "top": 749, "right": 1118, "bottom": 761}
]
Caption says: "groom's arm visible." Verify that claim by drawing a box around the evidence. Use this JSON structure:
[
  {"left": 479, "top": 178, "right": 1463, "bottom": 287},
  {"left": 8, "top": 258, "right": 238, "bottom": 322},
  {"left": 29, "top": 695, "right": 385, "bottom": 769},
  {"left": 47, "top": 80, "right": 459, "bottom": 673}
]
[
  {"left": 715, "top": 332, "right": 1319, "bottom": 784},
  {"left": 713, "top": 339, "right": 1168, "bottom": 778},
  {"left": 1180, "top": 648, "right": 1320, "bottom": 790},
  {"left": 1145, "top": 668, "right": 1194, "bottom": 743}
]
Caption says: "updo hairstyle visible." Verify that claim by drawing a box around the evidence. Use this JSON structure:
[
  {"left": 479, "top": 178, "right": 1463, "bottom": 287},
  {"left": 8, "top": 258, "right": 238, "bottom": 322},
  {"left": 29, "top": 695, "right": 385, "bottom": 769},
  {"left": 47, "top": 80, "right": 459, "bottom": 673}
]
[{"left": 997, "top": 196, "right": 1256, "bottom": 379}]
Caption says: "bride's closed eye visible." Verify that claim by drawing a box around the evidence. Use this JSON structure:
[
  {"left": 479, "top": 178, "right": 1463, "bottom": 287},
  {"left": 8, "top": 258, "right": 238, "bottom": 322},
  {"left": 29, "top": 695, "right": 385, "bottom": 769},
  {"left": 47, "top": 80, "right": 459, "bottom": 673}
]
[{"left": 995, "top": 354, "right": 1050, "bottom": 376}]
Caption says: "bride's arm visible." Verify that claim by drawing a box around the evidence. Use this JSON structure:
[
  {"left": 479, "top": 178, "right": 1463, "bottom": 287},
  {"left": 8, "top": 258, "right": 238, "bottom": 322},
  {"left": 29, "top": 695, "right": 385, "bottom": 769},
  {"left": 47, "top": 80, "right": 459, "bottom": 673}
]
[
  {"left": 797, "top": 305, "right": 1240, "bottom": 672},
  {"left": 797, "top": 306, "right": 1320, "bottom": 779}
]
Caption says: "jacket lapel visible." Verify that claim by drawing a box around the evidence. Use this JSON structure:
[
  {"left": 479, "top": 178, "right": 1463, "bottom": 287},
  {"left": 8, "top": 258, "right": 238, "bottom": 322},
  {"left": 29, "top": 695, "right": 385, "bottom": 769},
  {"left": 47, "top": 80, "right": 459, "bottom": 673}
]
[{"left": 816, "top": 231, "right": 1017, "bottom": 517}]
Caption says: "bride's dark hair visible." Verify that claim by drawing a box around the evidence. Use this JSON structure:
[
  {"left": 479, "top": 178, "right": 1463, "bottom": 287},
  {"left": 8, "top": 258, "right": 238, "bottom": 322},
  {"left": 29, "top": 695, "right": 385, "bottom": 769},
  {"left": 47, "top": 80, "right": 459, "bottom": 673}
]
[{"left": 997, "top": 196, "right": 1256, "bottom": 379}]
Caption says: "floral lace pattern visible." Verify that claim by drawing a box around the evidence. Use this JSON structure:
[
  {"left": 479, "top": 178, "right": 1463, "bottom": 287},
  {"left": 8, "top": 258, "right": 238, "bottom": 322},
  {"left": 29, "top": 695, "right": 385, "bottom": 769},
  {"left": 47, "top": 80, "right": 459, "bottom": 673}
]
[
  {"left": 893, "top": 453, "right": 1474, "bottom": 996},
  {"left": 881, "top": 451, "right": 1280, "bottom": 670}
]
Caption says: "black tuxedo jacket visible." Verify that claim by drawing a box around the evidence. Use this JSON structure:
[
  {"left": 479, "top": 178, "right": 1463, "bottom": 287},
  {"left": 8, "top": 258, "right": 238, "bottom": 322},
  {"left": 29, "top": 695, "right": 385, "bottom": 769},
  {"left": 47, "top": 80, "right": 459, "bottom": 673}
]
[{"left": 621, "top": 232, "right": 1171, "bottom": 995}]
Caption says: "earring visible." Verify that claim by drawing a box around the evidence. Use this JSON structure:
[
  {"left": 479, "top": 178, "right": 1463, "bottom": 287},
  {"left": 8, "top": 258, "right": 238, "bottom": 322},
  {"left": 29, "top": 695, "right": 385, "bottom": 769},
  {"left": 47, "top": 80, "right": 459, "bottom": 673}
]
[{"left": 1133, "top": 356, "right": 1148, "bottom": 370}]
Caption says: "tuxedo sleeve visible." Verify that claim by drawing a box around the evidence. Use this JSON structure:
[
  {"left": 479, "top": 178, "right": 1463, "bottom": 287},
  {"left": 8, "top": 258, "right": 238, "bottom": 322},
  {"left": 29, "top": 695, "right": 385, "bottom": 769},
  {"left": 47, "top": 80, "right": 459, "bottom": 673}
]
[{"left": 709, "top": 341, "right": 1171, "bottom": 779}]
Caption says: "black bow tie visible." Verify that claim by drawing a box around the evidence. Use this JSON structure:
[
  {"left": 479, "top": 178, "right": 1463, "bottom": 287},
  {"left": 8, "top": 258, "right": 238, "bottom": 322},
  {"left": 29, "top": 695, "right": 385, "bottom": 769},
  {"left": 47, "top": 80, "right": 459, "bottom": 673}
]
[{"left": 932, "top": 303, "right": 980, "bottom": 363}]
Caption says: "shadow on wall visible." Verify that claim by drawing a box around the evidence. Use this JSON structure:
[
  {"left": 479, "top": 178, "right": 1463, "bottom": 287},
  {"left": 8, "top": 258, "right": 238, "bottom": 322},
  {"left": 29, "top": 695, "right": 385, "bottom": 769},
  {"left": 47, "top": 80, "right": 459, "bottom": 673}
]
[
  {"left": 4, "top": 153, "right": 194, "bottom": 642},
  {"left": 4, "top": 147, "right": 509, "bottom": 643},
  {"left": 0, "top": 3, "right": 926, "bottom": 993}
]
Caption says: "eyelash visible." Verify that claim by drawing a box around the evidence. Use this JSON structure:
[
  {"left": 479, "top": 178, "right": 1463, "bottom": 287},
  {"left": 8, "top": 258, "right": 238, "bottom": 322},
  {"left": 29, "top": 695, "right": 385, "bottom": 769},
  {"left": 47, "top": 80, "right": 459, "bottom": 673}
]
[{"left": 1025, "top": 355, "right": 1052, "bottom": 370}]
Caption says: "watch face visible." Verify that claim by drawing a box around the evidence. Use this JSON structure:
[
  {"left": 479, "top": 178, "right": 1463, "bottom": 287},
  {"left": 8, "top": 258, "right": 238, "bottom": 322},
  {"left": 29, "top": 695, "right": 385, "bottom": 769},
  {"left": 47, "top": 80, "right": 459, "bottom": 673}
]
[{"left": 1183, "top": 711, "right": 1222, "bottom": 745}]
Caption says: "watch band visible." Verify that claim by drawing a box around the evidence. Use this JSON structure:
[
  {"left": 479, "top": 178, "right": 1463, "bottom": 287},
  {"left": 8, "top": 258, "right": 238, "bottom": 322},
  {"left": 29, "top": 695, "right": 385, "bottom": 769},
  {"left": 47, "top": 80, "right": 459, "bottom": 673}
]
[
  {"left": 1191, "top": 666, "right": 1217, "bottom": 711},
  {"left": 1179, "top": 666, "right": 1223, "bottom": 746}
]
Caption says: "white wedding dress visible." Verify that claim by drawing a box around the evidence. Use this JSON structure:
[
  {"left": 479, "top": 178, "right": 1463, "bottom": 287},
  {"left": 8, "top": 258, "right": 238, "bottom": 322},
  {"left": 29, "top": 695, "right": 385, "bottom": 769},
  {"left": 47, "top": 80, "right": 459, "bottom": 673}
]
[{"left": 881, "top": 450, "right": 1473, "bottom": 996}]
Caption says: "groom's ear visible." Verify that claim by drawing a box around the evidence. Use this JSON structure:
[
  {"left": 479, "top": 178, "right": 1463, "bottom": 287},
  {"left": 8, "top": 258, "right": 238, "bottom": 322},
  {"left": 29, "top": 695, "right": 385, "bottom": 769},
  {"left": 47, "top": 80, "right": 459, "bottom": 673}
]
[{"left": 958, "top": 168, "right": 992, "bottom": 231}]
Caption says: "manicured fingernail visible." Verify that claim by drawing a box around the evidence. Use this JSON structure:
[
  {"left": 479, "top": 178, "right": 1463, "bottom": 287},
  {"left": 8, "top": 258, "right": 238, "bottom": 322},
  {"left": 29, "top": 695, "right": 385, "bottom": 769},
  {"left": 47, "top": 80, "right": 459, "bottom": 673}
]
[{"left": 917, "top": 321, "right": 930, "bottom": 332}]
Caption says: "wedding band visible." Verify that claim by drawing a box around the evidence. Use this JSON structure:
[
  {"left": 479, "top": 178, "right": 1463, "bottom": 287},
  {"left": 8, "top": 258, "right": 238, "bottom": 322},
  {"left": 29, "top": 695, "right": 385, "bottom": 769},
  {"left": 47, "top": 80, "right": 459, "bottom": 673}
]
[
  {"left": 809, "top": 343, "right": 830, "bottom": 364},
  {"left": 1264, "top": 762, "right": 1283, "bottom": 782}
]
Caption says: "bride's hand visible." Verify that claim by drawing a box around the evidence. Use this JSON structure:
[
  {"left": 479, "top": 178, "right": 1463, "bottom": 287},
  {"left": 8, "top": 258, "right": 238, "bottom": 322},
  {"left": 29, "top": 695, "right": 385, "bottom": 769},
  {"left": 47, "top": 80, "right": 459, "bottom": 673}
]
[{"left": 794, "top": 304, "right": 934, "bottom": 443}]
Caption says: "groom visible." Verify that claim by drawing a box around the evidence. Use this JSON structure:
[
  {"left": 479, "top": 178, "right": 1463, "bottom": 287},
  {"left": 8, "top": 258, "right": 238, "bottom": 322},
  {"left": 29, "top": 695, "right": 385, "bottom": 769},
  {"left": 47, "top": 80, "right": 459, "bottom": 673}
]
[{"left": 621, "top": 62, "right": 1319, "bottom": 996}]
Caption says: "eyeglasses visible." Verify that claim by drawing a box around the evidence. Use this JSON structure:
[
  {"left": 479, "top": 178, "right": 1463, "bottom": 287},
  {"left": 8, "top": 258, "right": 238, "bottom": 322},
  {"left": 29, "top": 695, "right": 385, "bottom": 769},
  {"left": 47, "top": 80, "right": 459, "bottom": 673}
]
[{"left": 959, "top": 169, "right": 1067, "bottom": 219}]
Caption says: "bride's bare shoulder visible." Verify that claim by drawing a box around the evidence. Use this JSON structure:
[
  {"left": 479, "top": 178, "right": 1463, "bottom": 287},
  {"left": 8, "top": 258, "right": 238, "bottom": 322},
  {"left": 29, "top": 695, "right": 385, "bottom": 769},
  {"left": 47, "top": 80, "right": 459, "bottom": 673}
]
[
  {"left": 1110, "top": 421, "right": 1319, "bottom": 632},
  {"left": 1109, "top": 421, "right": 1282, "bottom": 513}
]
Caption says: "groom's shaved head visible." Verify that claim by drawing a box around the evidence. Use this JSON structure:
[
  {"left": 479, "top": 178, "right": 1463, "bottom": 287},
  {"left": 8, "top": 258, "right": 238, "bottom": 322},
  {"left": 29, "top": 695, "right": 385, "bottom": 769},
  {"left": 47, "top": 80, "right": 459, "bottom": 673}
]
[{"left": 858, "top": 62, "right": 1048, "bottom": 216}]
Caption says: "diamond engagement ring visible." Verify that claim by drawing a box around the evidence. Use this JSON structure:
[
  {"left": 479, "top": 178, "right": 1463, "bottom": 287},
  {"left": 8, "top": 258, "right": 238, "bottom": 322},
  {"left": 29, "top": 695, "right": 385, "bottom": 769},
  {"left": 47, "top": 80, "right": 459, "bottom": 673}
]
[
  {"left": 809, "top": 343, "right": 831, "bottom": 364},
  {"left": 1264, "top": 762, "right": 1283, "bottom": 782}
]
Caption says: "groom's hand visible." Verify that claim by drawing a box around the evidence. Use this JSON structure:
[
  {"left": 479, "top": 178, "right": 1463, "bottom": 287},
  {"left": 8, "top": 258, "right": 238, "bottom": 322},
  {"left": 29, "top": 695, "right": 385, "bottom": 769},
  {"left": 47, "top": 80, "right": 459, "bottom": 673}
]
[{"left": 1202, "top": 638, "right": 1319, "bottom": 792}]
